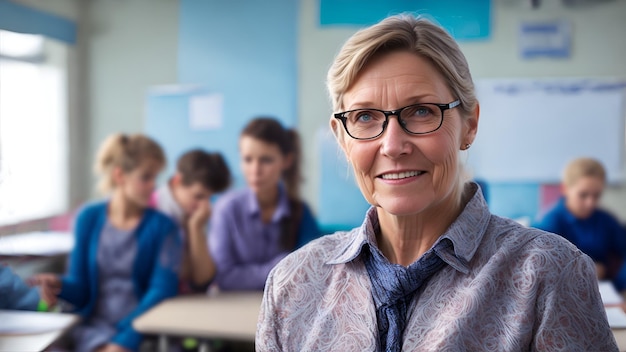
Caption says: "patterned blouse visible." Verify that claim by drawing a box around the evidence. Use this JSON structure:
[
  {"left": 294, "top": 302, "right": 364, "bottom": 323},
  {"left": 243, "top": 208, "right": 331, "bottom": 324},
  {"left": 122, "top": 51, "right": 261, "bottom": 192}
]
[{"left": 256, "top": 183, "right": 617, "bottom": 351}]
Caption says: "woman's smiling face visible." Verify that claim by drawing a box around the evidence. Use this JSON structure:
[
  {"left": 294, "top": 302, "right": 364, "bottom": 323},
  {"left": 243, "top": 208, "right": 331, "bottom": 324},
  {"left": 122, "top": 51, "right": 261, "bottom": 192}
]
[{"left": 333, "top": 50, "right": 477, "bottom": 217}]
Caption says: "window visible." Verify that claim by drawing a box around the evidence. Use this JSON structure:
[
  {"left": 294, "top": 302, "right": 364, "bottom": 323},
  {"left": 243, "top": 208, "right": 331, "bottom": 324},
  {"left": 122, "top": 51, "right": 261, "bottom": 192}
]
[{"left": 0, "top": 30, "right": 69, "bottom": 226}]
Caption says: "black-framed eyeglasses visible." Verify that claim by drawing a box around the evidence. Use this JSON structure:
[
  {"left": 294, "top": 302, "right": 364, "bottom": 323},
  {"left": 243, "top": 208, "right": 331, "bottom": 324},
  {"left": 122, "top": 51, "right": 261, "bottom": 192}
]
[{"left": 334, "top": 100, "right": 461, "bottom": 140}]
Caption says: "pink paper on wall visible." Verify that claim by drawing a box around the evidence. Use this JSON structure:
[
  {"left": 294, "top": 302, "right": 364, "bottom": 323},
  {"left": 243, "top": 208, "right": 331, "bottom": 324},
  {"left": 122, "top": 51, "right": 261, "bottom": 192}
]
[{"left": 539, "top": 183, "right": 562, "bottom": 216}]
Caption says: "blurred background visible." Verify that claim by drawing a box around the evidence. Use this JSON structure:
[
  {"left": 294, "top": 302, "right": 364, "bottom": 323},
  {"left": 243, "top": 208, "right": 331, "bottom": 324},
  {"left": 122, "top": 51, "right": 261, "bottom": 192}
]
[{"left": 1, "top": 0, "right": 625, "bottom": 236}]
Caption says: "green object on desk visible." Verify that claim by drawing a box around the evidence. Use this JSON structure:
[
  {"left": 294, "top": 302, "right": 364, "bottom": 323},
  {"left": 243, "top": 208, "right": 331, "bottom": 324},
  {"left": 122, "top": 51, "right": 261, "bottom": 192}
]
[
  {"left": 37, "top": 300, "right": 49, "bottom": 312},
  {"left": 182, "top": 337, "right": 198, "bottom": 350}
]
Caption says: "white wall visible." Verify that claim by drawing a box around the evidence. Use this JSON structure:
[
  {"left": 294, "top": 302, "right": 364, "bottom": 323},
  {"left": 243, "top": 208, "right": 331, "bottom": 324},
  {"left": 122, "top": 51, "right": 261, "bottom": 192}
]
[
  {"left": 87, "top": 0, "right": 179, "bottom": 196},
  {"left": 299, "top": 0, "right": 626, "bottom": 220}
]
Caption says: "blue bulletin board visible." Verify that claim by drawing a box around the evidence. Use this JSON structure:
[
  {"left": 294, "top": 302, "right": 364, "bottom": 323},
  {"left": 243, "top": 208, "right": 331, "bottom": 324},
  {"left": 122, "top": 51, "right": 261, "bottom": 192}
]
[
  {"left": 319, "top": 0, "right": 491, "bottom": 41},
  {"left": 145, "top": 86, "right": 242, "bottom": 187}
]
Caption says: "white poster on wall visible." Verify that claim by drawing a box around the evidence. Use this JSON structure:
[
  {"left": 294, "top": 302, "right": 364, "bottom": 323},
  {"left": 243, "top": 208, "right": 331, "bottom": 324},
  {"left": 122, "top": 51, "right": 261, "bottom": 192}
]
[
  {"left": 468, "top": 78, "right": 626, "bottom": 183},
  {"left": 189, "top": 93, "right": 223, "bottom": 130}
]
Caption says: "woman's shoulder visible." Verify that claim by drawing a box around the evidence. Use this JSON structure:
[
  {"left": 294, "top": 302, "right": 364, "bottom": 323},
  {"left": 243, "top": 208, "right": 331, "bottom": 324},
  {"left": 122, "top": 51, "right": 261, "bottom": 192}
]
[
  {"left": 486, "top": 215, "right": 584, "bottom": 265},
  {"left": 74, "top": 200, "right": 107, "bottom": 224},
  {"left": 77, "top": 200, "right": 107, "bottom": 213}
]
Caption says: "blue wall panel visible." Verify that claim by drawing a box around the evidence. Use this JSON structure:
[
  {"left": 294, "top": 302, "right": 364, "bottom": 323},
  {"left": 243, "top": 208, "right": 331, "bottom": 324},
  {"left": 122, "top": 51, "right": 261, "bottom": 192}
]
[
  {"left": 146, "top": 0, "right": 300, "bottom": 188},
  {"left": 320, "top": 0, "right": 491, "bottom": 40},
  {"left": 0, "top": 0, "right": 76, "bottom": 44}
]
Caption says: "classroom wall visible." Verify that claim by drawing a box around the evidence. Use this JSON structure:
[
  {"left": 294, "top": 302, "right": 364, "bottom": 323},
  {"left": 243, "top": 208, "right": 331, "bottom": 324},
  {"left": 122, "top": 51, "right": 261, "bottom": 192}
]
[
  {"left": 172, "top": 0, "right": 298, "bottom": 186},
  {"left": 81, "top": 0, "right": 626, "bottom": 221},
  {"left": 298, "top": 0, "right": 626, "bottom": 221},
  {"left": 87, "top": 0, "right": 179, "bottom": 196}
]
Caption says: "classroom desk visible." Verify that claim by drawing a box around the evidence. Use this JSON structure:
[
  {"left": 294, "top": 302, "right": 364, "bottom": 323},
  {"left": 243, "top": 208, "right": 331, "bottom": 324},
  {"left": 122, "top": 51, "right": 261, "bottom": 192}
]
[
  {"left": 614, "top": 328, "right": 626, "bottom": 351},
  {"left": 133, "top": 292, "right": 262, "bottom": 352},
  {"left": 0, "top": 231, "right": 73, "bottom": 280},
  {"left": 0, "top": 310, "right": 78, "bottom": 352}
]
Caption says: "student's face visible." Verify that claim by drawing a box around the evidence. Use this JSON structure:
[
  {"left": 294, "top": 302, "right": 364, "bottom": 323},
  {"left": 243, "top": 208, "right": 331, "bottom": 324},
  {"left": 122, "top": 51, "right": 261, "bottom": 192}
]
[
  {"left": 564, "top": 176, "right": 604, "bottom": 219},
  {"left": 118, "top": 159, "right": 163, "bottom": 208},
  {"left": 172, "top": 177, "right": 213, "bottom": 215},
  {"left": 240, "top": 136, "right": 289, "bottom": 197},
  {"left": 332, "top": 51, "right": 477, "bottom": 216}
]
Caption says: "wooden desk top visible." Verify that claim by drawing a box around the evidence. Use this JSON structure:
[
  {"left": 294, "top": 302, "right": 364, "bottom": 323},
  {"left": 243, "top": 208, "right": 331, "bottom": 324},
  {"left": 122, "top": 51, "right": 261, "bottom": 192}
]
[
  {"left": 0, "top": 310, "right": 78, "bottom": 352},
  {"left": 133, "top": 292, "right": 263, "bottom": 341}
]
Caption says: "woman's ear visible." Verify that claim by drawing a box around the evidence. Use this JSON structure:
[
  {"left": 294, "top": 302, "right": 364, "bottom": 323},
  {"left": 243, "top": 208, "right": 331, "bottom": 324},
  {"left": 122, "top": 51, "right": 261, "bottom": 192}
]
[
  {"left": 463, "top": 102, "right": 480, "bottom": 147},
  {"left": 330, "top": 117, "right": 349, "bottom": 157}
]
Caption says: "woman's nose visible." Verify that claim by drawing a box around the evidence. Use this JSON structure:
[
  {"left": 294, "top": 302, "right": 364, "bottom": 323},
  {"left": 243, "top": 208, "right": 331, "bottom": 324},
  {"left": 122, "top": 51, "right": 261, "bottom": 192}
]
[{"left": 380, "top": 117, "right": 412, "bottom": 158}]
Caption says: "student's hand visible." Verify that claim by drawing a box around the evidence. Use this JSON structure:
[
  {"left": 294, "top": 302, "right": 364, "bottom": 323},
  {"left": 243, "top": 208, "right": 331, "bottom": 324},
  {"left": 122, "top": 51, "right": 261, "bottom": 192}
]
[
  {"left": 95, "top": 343, "right": 131, "bottom": 352},
  {"left": 595, "top": 263, "right": 607, "bottom": 280},
  {"left": 188, "top": 201, "right": 211, "bottom": 234},
  {"left": 28, "top": 273, "right": 61, "bottom": 307}
]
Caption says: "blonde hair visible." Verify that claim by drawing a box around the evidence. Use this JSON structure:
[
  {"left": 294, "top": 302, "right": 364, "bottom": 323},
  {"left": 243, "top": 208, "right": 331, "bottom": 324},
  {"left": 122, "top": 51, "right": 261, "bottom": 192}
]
[
  {"left": 327, "top": 14, "right": 477, "bottom": 205},
  {"left": 94, "top": 133, "right": 165, "bottom": 194},
  {"left": 563, "top": 157, "right": 606, "bottom": 188},
  {"left": 327, "top": 14, "right": 477, "bottom": 117}
]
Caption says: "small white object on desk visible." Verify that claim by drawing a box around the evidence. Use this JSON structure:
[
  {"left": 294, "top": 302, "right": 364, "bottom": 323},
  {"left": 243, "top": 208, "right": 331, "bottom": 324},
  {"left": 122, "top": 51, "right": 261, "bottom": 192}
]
[{"left": 0, "top": 231, "right": 73, "bottom": 257}]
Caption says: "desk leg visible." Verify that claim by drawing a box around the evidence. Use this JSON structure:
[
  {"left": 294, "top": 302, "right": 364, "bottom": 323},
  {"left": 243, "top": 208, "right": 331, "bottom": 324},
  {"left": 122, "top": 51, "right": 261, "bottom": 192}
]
[
  {"left": 199, "top": 340, "right": 211, "bottom": 352},
  {"left": 158, "top": 335, "right": 169, "bottom": 352}
]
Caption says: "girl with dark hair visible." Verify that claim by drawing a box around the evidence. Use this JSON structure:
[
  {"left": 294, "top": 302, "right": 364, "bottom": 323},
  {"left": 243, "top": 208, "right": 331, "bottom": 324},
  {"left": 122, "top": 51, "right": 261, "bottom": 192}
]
[{"left": 208, "top": 117, "right": 321, "bottom": 291}]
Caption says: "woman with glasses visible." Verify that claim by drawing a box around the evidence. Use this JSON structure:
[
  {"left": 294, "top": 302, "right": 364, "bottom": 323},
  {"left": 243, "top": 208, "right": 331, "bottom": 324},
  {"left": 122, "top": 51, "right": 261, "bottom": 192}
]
[{"left": 256, "top": 14, "right": 616, "bottom": 351}]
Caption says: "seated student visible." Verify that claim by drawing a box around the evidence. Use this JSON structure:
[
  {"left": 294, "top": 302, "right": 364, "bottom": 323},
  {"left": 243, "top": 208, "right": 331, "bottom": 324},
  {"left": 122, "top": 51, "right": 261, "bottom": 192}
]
[
  {"left": 209, "top": 117, "right": 322, "bottom": 291},
  {"left": 535, "top": 157, "right": 626, "bottom": 291},
  {"left": 31, "top": 134, "right": 181, "bottom": 352},
  {"left": 0, "top": 264, "right": 45, "bottom": 310},
  {"left": 152, "top": 149, "right": 231, "bottom": 293}
]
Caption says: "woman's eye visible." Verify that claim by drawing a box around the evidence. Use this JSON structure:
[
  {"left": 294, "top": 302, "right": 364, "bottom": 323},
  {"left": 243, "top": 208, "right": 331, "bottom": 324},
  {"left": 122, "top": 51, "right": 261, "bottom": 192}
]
[
  {"left": 354, "top": 111, "right": 376, "bottom": 123},
  {"left": 414, "top": 106, "right": 433, "bottom": 116},
  {"left": 359, "top": 114, "right": 372, "bottom": 122}
]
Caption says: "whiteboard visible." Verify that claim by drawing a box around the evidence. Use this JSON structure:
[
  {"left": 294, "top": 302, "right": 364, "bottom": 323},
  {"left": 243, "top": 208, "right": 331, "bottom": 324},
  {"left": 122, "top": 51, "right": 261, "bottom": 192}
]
[{"left": 468, "top": 78, "right": 626, "bottom": 183}]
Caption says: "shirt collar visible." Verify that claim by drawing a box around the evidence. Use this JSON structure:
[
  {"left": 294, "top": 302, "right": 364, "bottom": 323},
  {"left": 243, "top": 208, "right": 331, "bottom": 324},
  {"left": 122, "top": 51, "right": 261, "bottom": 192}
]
[
  {"left": 245, "top": 184, "right": 291, "bottom": 222},
  {"left": 326, "top": 182, "right": 491, "bottom": 274}
]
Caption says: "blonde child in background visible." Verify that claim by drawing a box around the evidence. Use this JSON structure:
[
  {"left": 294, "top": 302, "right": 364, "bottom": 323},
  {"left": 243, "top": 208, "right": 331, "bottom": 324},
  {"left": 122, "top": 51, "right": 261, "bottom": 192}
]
[
  {"left": 535, "top": 157, "right": 626, "bottom": 292},
  {"left": 31, "top": 134, "right": 181, "bottom": 352},
  {"left": 151, "top": 149, "right": 231, "bottom": 293}
]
